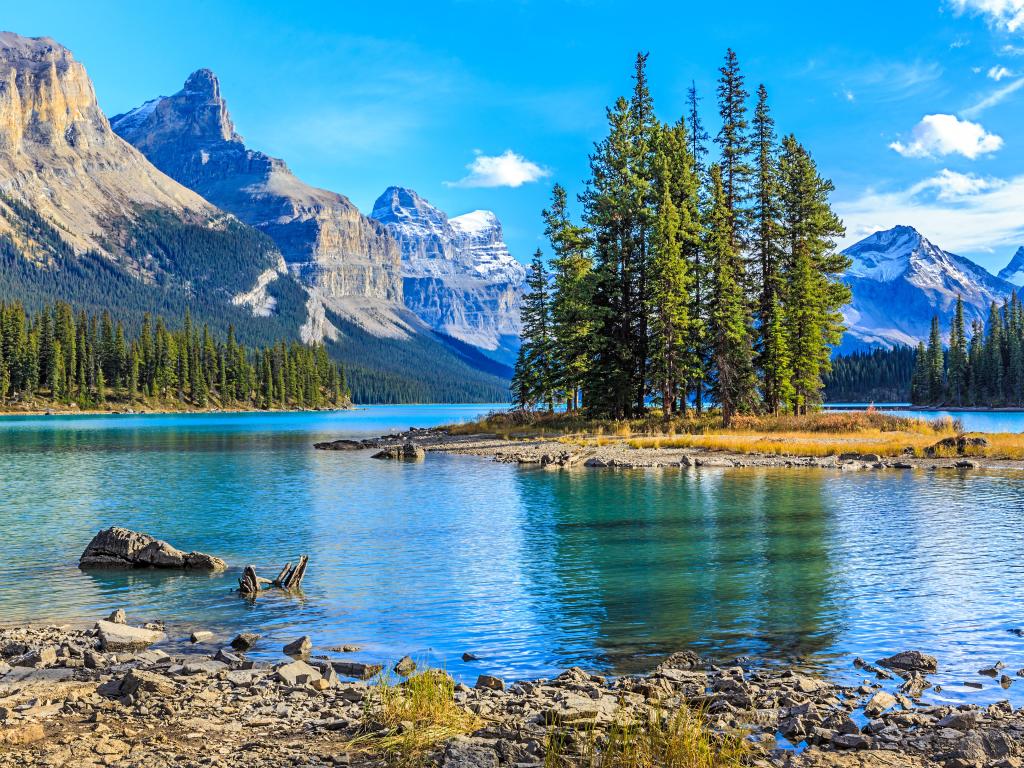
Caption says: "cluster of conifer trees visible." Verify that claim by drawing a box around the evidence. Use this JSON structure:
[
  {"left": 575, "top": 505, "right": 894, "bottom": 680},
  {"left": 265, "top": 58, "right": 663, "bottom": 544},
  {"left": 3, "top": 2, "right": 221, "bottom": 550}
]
[
  {"left": 512, "top": 51, "right": 850, "bottom": 423},
  {"left": 912, "top": 295, "right": 1024, "bottom": 407},
  {"left": 822, "top": 346, "right": 916, "bottom": 403},
  {"left": 0, "top": 302, "right": 349, "bottom": 410}
]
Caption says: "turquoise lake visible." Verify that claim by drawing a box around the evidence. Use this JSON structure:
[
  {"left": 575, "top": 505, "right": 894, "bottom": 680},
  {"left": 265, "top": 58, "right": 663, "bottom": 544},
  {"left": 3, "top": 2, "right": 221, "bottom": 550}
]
[{"left": 3, "top": 404, "right": 1024, "bottom": 705}]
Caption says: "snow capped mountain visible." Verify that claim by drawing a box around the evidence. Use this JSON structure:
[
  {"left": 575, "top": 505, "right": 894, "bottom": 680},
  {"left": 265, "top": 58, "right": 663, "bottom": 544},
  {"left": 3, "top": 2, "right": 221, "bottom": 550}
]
[
  {"left": 840, "top": 226, "right": 1016, "bottom": 353},
  {"left": 371, "top": 187, "right": 525, "bottom": 363},
  {"left": 997, "top": 247, "right": 1024, "bottom": 287}
]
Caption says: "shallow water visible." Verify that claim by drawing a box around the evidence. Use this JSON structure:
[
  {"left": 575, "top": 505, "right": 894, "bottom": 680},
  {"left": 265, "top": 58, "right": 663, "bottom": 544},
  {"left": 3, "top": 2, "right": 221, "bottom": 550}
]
[{"left": 2, "top": 405, "right": 1024, "bottom": 706}]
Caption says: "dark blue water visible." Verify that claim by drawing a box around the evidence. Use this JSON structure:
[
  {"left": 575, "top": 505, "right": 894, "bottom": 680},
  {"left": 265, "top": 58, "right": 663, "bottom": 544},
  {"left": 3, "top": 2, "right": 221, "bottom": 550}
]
[{"left": 2, "top": 405, "right": 1024, "bottom": 706}]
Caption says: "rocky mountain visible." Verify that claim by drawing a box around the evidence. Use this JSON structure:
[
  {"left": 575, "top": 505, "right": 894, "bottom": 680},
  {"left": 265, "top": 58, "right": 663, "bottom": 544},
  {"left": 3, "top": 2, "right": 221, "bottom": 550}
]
[
  {"left": 0, "top": 32, "right": 296, "bottom": 339},
  {"left": 371, "top": 187, "right": 525, "bottom": 365},
  {"left": 840, "top": 225, "right": 1016, "bottom": 353},
  {"left": 997, "top": 247, "right": 1024, "bottom": 287},
  {"left": 111, "top": 69, "right": 406, "bottom": 344}
]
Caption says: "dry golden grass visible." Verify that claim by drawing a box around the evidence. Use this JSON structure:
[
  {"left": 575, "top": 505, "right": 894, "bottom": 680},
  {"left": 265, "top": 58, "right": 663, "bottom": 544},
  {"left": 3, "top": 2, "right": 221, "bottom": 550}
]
[
  {"left": 353, "top": 668, "right": 480, "bottom": 766},
  {"left": 545, "top": 705, "right": 750, "bottom": 768}
]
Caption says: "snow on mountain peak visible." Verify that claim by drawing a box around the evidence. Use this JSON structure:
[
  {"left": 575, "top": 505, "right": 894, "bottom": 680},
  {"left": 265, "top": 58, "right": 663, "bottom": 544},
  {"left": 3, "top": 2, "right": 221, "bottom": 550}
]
[
  {"left": 450, "top": 210, "right": 498, "bottom": 235},
  {"left": 997, "top": 246, "right": 1024, "bottom": 287}
]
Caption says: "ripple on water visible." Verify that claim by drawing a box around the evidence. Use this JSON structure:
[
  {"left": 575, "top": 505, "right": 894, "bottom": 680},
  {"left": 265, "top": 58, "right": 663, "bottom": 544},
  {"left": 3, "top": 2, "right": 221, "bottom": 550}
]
[{"left": 2, "top": 407, "right": 1024, "bottom": 702}]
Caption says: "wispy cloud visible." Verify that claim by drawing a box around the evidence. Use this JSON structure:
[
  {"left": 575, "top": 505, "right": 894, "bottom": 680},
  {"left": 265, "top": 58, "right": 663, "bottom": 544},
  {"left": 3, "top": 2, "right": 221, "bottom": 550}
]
[
  {"left": 445, "top": 150, "right": 550, "bottom": 188},
  {"left": 838, "top": 170, "right": 1024, "bottom": 256},
  {"left": 889, "top": 113, "right": 1003, "bottom": 158},
  {"left": 961, "top": 74, "right": 1024, "bottom": 115},
  {"left": 948, "top": 0, "right": 1024, "bottom": 33},
  {"left": 988, "top": 64, "right": 1016, "bottom": 79}
]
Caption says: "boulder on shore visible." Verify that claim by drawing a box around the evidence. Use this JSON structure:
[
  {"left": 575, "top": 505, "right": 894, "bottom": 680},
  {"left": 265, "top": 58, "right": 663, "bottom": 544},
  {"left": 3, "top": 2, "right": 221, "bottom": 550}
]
[
  {"left": 79, "top": 527, "right": 227, "bottom": 571},
  {"left": 372, "top": 443, "right": 426, "bottom": 461},
  {"left": 312, "top": 439, "right": 365, "bottom": 451},
  {"left": 877, "top": 650, "right": 939, "bottom": 674},
  {"left": 95, "top": 620, "right": 164, "bottom": 652}
]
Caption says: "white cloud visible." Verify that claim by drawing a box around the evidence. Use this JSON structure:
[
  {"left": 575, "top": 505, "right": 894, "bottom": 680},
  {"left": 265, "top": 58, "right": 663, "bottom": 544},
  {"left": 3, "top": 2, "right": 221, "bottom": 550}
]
[
  {"left": 961, "top": 75, "right": 1024, "bottom": 116},
  {"left": 1002, "top": 44, "right": 1024, "bottom": 54},
  {"left": 988, "top": 64, "right": 1015, "bottom": 79},
  {"left": 889, "top": 113, "right": 1003, "bottom": 158},
  {"left": 908, "top": 168, "right": 1006, "bottom": 199},
  {"left": 838, "top": 171, "right": 1024, "bottom": 257},
  {"left": 949, "top": 0, "right": 1024, "bottom": 32},
  {"left": 445, "top": 150, "right": 550, "bottom": 188}
]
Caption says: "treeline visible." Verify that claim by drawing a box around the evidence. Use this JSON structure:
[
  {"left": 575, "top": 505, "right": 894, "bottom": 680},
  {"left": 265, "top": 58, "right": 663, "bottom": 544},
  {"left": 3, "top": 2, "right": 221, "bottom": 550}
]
[
  {"left": 823, "top": 346, "right": 916, "bottom": 403},
  {"left": 0, "top": 301, "right": 349, "bottom": 410},
  {"left": 912, "top": 294, "right": 1024, "bottom": 407},
  {"left": 513, "top": 51, "right": 849, "bottom": 423}
]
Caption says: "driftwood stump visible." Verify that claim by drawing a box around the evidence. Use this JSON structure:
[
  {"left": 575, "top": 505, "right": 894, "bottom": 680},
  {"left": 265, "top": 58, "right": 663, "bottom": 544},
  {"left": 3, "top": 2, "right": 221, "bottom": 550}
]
[{"left": 237, "top": 555, "right": 309, "bottom": 597}]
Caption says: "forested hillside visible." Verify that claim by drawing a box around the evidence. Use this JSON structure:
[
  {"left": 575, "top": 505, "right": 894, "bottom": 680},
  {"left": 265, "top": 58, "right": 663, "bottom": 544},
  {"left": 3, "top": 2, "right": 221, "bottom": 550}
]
[
  {"left": 822, "top": 347, "right": 915, "bottom": 403},
  {"left": 0, "top": 301, "right": 348, "bottom": 411}
]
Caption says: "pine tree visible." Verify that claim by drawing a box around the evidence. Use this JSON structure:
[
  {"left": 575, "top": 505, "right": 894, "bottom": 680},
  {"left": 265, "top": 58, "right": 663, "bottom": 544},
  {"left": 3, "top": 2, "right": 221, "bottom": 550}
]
[
  {"left": 511, "top": 250, "right": 555, "bottom": 409},
  {"left": 543, "top": 184, "right": 594, "bottom": 410},
  {"left": 707, "top": 164, "right": 757, "bottom": 425},
  {"left": 778, "top": 136, "right": 850, "bottom": 414},
  {"left": 750, "top": 84, "right": 788, "bottom": 412},
  {"left": 926, "top": 316, "right": 945, "bottom": 404},
  {"left": 947, "top": 296, "right": 968, "bottom": 406},
  {"left": 715, "top": 48, "right": 752, "bottom": 253},
  {"left": 649, "top": 153, "right": 692, "bottom": 417},
  {"left": 910, "top": 341, "right": 928, "bottom": 404},
  {"left": 685, "top": 82, "right": 712, "bottom": 414}
]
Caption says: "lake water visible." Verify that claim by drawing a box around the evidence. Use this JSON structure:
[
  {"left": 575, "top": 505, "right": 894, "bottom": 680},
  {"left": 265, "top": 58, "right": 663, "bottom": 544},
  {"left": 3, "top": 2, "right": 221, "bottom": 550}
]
[{"left": 3, "top": 405, "right": 1024, "bottom": 706}]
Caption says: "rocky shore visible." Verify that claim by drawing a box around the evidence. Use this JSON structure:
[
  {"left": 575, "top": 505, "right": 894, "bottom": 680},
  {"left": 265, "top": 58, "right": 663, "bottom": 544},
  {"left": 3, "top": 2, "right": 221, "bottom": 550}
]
[
  {"left": 317, "top": 429, "right": 1024, "bottom": 472},
  {"left": 2, "top": 621, "right": 1024, "bottom": 768}
]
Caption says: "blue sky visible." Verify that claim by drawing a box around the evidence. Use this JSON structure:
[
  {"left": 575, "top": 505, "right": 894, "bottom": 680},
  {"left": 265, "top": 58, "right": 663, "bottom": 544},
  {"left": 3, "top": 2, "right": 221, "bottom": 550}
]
[{"left": 7, "top": 0, "right": 1024, "bottom": 272}]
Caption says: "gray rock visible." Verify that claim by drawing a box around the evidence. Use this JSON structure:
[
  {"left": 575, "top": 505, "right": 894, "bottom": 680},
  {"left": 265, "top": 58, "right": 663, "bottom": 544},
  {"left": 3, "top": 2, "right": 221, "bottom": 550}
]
[
  {"left": 394, "top": 655, "right": 416, "bottom": 676},
  {"left": 276, "top": 659, "right": 322, "bottom": 686},
  {"left": 330, "top": 660, "right": 383, "bottom": 680},
  {"left": 107, "top": 608, "right": 127, "bottom": 624},
  {"left": 877, "top": 650, "right": 938, "bottom": 673},
  {"left": 372, "top": 443, "right": 426, "bottom": 461},
  {"left": 475, "top": 674, "right": 504, "bottom": 692},
  {"left": 119, "top": 669, "right": 175, "bottom": 697},
  {"left": 313, "top": 439, "right": 365, "bottom": 451},
  {"left": 283, "top": 636, "right": 312, "bottom": 657},
  {"left": 79, "top": 527, "right": 227, "bottom": 571},
  {"left": 95, "top": 620, "right": 164, "bottom": 652},
  {"left": 438, "top": 736, "right": 499, "bottom": 768},
  {"left": 230, "top": 633, "right": 260, "bottom": 652},
  {"left": 190, "top": 630, "right": 213, "bottom": 643},
  {"left": 864, "top": 690, "right": 897, "bottom": 717}
]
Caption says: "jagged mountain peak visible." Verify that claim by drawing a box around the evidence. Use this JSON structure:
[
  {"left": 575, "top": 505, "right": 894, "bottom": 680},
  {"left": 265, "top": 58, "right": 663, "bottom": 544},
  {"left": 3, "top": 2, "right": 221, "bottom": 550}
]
[
  {"left": 998, "top": 246, "right": 1024, "bottom": 287},
  {"left": 112, "top": 68, "right": 240, "bottom": 148},
  {"left": 839, "top": 226, "right": 1015, "bottom": 353}
]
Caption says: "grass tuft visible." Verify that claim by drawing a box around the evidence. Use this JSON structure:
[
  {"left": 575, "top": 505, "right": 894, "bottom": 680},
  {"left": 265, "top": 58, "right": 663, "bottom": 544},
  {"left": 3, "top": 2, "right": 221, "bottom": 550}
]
[
  {"left": 353, "top": 668, "right": 480, "bottom": 766},
  {"left": 545, "top": 704, "right": 750, "bottom": 768}
]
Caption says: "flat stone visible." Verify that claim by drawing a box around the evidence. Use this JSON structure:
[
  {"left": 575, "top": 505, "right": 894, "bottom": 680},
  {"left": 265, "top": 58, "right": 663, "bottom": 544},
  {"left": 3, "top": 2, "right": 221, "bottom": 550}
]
[
  {"left": 276, "top": 659, "right": 322, "bottom": 686},
  {"left": 95, "top": 620, "right": 164, "bottom": 652},
  {"left": 864, "top": 691, "right": 897, "bottom": 717},
  {"left": 0, "top": 722, "right": 45, "bottom": 746},
  {"left": 119, "top": 669, "right": 175, "bottom": 697},
  {"left": 182, "top": 659, "right": 228, "bottom": 676}
]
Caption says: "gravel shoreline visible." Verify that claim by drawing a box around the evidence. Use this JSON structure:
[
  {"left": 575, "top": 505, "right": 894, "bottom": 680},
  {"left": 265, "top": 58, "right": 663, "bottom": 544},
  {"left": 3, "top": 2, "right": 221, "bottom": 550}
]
[
  {"left": 4, "top": 621, "right": 1022, "bottom": 768},
  {"left": 319, "top": 428, "right": 1024, "bottom": 473}
]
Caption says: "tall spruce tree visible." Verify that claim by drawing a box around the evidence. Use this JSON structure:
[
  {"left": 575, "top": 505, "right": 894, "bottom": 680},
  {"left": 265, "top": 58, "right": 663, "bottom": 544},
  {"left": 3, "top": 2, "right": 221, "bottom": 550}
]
[
  {"left": 543, "top": 184, "right": 594, "bottom": 410},
  {"left": 685, "top": 82, "right": 712, "bottom": 414},
  {"left": 511, "top": 250, "right": 555, "bottom": 410},
  {"left": 926, "top": 316, "right": 945, "bottom": 404},
  {"left": 947, "top": 296, "right": 968, "bottom": 406},
  {"left": 715, "top": 49, "right": 752, "bottom": 253},
  {"left": 778, "top": 136, "right": 850, "bottom": 414},
  {"left": 707, "top": 164, "right": 757, "bottom": 425}
]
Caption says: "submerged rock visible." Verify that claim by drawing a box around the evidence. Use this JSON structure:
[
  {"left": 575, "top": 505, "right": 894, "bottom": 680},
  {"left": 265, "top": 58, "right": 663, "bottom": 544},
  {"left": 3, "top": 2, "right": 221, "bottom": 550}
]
[
  {"left": 79, "top": 527, "right": 227, "bottom": 571},
  {"left": 312, "top": 439, "right": 365, "bottom": 451},
  {"left": 877, "top": 650, "right": 938, "bottom": 674}
]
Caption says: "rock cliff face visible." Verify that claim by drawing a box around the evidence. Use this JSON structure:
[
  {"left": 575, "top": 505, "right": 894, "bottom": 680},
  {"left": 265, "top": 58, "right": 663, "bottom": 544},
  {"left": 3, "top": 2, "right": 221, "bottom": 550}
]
[
  {"left": 0, "top": 33, "right": 217, "bottom": 259},
  {"left": 111, "top": 70, "right": 403, "bottom": 339},
  {"left": 371, "top": 187, "right": 525, "bottom": 363}
]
